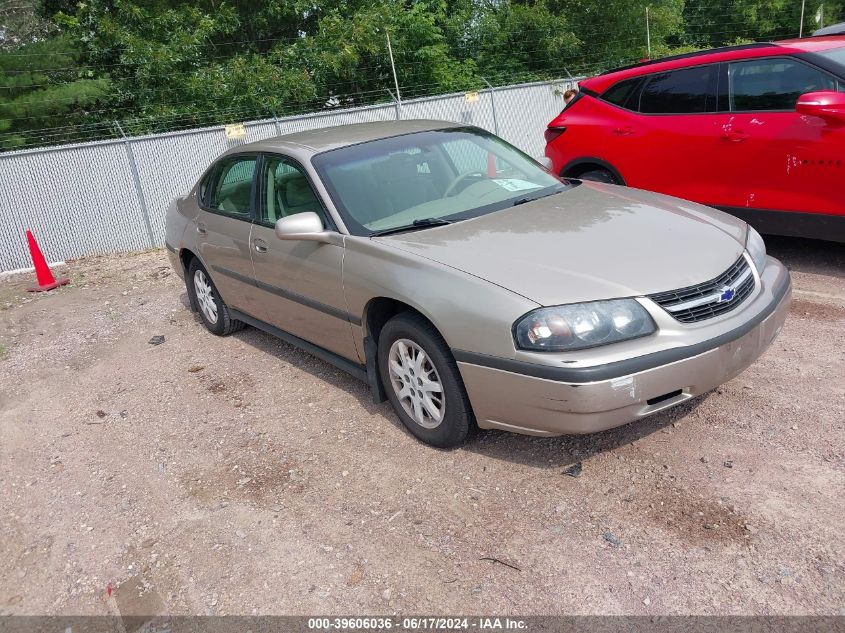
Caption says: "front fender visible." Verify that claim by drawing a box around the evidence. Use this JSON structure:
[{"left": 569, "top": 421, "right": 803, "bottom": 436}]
[{"left": 342, "top": 236, "right": 539, "bottom": 360}]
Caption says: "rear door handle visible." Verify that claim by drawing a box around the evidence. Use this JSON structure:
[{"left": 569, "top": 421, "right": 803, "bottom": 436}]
[
  {"left": 196, "top": 222, "right": 207, "bottom": 235},
  {"left": 721, "top": 130, "right": 748, "bottom": 142},
  {"left": 252, "top": 238, "right": 268, "bottom": 253},
  {"left": 613, "top": 126, "right": 636, "bottom": 136}
]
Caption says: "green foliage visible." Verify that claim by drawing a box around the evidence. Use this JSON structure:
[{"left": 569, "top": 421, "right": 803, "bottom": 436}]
[
  {"left": 465, "top": 1, "right": 578, "bottom": 84},
  {"left": 0, "top": 35, "right": 111, "bottom": 147},
  {"left": 553, "top": 0, "right": 685, "bottom": 70},
  {"left": 0, "top": 0, "right": 840, "bottom": 148},
  {"left": 0, "top": 0, "right": 52, "bottom": 49},
  {"left": 683, "top": 0, "right": 844, "bottom": 47}
]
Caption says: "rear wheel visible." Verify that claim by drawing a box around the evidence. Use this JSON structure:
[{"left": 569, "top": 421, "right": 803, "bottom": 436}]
[
  {"left": 577, "top": 168, "right": 620, "bottom": 184},
  {"left": 377, "top": 312, "right": 474, "bottom": 448},
  {"left": 187, "top": 259, "right": 244, "bottom": 336}
]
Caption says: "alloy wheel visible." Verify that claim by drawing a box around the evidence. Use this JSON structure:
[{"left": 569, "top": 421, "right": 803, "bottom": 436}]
[
  {"left": 387, "top": 339, "right": 445, "bottom": 429},
  {"left": 193, "top": 269, "right": 218, "bottom": 325}
]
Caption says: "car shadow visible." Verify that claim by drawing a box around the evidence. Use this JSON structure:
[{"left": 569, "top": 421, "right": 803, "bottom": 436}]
[
  {"left": 461, "top": 394, "right": 709, "bottom": 470},
  {"left": 180, "top": 292, "right": 714, "bottom": 462},
  {"left": 178, "top": 291, "right": 393, "bottom": 420},
  {"left": 765, "top": 236, "right": 844, "bottom": 278},
  {"left": 225, "top": 313, "right": 711, "bottom": 464},
  {"left": 228, "top": 322, "right": 396, "bottom": 421},
  {"left": 171, "top": 236, "right": 835, "bottom": 469},
  {"left": 180, "top": 285, "right": 716, "bottom": 464}
]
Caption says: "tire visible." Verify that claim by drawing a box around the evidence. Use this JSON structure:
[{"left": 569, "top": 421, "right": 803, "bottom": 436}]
[
  {"left": 577, "top": 168, "right": 620, "bottom": 185},
  {"left": 186, "top": 259, "right": 245, "bottom": 336},
  {"left": 377, "top": 312, "right": 474, "bottom": 448}
]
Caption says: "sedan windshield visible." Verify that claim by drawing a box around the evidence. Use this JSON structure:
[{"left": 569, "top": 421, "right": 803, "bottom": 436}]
[{"left": 311, "top": 127, "right": 565, "bottom": 236}]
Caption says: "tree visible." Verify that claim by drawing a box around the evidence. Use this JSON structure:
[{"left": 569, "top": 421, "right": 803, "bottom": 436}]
[
  {"left": 0, "top": 35, "right": 110, "bottom": 148},
  {"left": 4, "top": 0, "right": 840, "bottom": 148},
  {"left": 552, "top": 0, "right": 685, "bottom": 70},
  {"left": 0, "top": 0, "right": 51, "bottom": 50},
  {"left": 682, "top": 0, "right": 844, "bottom": 47},
  {"left": 53, "top": 0, "right": 491, "bottom": 132},
  {"left": 459, "top": 1, "right": 579, "bottom": 84}
]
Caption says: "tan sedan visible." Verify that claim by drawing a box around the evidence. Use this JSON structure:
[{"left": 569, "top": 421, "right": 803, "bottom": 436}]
[{"left": 165, "top": 120, "right": 791, "bottom": 447}]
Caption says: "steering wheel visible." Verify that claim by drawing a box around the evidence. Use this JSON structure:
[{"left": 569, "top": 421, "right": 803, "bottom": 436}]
[{"left": 444, "top": 171, "right": 486, "bottom": 197}]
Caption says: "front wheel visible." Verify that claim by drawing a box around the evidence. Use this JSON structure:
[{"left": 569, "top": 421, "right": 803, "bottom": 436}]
[
  {"left": 377, "top": 312, "right": 474, "bottom": 448},
  {"left": 577, "top": 168, "right": 620, "bottom": 185}
]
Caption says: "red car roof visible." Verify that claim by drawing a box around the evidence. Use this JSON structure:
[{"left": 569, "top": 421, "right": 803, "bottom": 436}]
[{"left": 580, "top": 36, "right": 845, "bottom": 95}]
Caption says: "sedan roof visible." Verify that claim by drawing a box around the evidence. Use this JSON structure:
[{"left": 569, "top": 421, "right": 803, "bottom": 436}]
[{"left": 236, "top": 119, "right": 464, "bottom": 155}]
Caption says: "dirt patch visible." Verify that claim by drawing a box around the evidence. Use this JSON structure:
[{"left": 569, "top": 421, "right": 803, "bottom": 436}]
[
  {"left": 196, "top": 370, "right": 254, "bottom": 406},
  {"left": 113, "top": 574, "right": 166, "bottom": 617},
  {"left": 180, "top": 442, "right": 301, "bottom": 507},
  {"left": 0, "top": 275, "right": 32, "bottom": 310},
  {"left": 789, "top": 297, "right": 845, "bottom": 322},
  {"left": 1, "top": 246, "right": 843, "bottom": 616},
  {"left": 643, "top": 484, "right": 751, "bottom": 546}
]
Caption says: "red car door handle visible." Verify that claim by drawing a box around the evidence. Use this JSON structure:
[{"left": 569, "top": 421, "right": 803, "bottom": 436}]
[
  {"left": 613, "top": 126, "right": 635, "bottom": 136},
  {"left": 721, "top": 130, "right": 748, "bottom": 142}
]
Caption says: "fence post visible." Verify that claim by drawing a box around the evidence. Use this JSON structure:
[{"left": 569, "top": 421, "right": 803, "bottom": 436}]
[
  {"left": 271, "top": 110, "right": 283, "bottom": 135},
  {"left": 114, "top": 121, "right": 156, "bottom": 248},
  {"left": 386, "top": 32, "right": 403, "bottom": 120},
  {"left": 386, "top": 89, "right": 401, "bottom": 121},
  {"left": 481, "top": 78, "right": 499, "bottom": 136}
]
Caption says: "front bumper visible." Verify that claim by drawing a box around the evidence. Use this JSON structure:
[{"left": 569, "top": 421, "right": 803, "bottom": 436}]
[{"left": 457, "top": 259, "right": 791, "bottom": 436}]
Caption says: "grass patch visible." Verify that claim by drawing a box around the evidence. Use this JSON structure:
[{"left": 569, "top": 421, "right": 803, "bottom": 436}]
[{"left": 0, "top": 342, "right": 7, "bottom": 360}]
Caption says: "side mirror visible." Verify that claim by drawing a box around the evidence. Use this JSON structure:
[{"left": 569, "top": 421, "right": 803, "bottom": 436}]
[
  {"left": 536, "top": 156, "right": 554, "bottom": 171},
  {"left": 796, "top": 91, "right": 845, "bottom": 124},
  {"left": 274, "top": 212, "right": 333, "bottom": 243}
]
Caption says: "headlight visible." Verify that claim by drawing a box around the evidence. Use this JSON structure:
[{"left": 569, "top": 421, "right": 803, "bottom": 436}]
[
  {"left": 514, "top": 299, "right": 657, "bottom": 352},
  {"left": 745, "top": 226, "right": 767, "bottom": 274}
]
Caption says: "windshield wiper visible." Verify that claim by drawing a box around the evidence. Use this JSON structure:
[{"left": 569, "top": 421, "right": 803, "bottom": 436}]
[
  {"left": 512, "top": 187, "right": 569, "bottom": 207},
  {"left": 370, "top": 217, "right": 455, "bottom": 237}
]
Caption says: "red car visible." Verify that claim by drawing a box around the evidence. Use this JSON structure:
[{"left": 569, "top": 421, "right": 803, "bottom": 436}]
[{"left": 545, "top": 37, "right": 845, "bottom": 242}]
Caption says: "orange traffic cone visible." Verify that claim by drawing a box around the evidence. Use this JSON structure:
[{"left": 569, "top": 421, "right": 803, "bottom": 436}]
[{"left": 26, "top": 229, "right": 69, "bottom": 292}]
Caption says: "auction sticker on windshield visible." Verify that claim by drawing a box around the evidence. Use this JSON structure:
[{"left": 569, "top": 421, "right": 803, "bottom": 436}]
[{"left": 492, "top": 178, "right": 542, "bottom": 192}]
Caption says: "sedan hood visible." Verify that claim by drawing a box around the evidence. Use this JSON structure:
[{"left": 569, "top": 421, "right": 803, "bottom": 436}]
[{"left": 375, "top": 182, "right": 748, "bottom": 306}]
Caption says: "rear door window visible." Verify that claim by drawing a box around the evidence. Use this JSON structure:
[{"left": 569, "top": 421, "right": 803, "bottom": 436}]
[
  {"left": 639, "top": 65, "right": 717, "bottom": 114},
  {"left": 601, "top": 77, "right": 644, "bottom": 110},
  {"left": 206, "top": 156, "right": 257, "bottom": 218},
  {"left": 728, "top": 57, "right": 839, "bottom": 111}
]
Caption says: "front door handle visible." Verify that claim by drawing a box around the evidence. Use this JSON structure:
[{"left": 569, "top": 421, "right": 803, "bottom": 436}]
[
  {"left": 196, "top": 222, "right": 207, "bottom": 235},
  {"left": 252, "top": 238, "right": 268, "bottom": 254},
  {"left": 613, "top": 126, "right": 636, "bottom": 136},
  {"left": 721, "top": 130, "right": 748, "bottom": 142}
]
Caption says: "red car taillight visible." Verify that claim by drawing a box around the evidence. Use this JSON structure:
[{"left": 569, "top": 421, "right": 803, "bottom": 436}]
[{"left": 544, "top": 126, "right": 566, "bottom": 145}]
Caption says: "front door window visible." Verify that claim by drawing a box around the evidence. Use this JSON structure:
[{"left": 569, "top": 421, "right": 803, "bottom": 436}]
[
  {"left": 728, "top": 58, "right": 839, "bottom": 112},
  {"left": 260, "top": 157, "right": 326, "bottom": 226}
]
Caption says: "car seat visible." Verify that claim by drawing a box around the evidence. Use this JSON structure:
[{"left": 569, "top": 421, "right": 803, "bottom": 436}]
[
  {"left": 217, "top": 179, "right": 252, "bottom": 215},
  {"left": 328, "top": 166, "right": 388, "bottom": 226},
  {"left": 373, "top": 153, "right": 438, "bottom": 213}
]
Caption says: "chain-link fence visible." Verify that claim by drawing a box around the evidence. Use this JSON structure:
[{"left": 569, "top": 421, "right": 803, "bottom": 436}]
[{"left": 0, "top": 77, "right": 577, "bottom": 272}]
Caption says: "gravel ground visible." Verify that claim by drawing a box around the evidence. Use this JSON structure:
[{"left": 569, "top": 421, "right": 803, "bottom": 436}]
[{"left": 0, "top": 237, "right": 843, "bottom": 617}]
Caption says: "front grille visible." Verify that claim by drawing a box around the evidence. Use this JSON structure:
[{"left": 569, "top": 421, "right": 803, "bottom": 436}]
[{"left": 649, "top": 256, "right": 756, "bottom": 323}]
